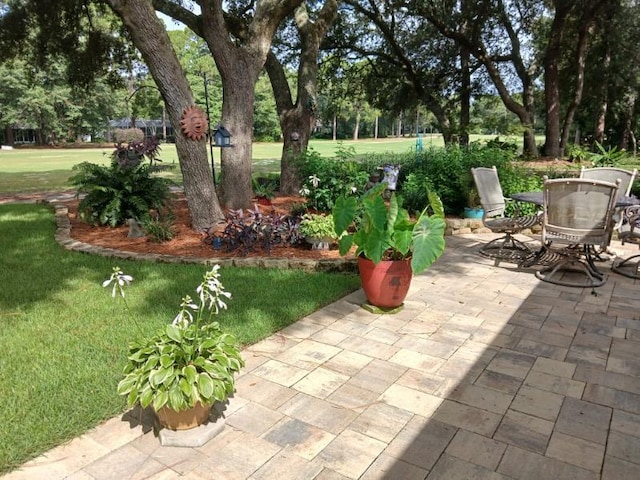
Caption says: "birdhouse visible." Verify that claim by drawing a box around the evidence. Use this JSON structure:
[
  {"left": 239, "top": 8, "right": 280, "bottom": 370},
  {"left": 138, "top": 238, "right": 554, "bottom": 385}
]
[{"left": 213, "top": 125, "right": 232, "bottom": 147}]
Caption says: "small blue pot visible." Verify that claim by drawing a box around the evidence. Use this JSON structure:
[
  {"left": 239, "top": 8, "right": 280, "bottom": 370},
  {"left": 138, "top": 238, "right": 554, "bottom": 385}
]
[{"left": 463, "top": 207, "right": 484, "bottom": 219}]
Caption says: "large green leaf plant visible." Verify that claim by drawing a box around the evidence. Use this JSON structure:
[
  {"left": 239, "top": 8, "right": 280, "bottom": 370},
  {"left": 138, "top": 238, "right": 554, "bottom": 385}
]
[
  {"left": 332, "top": 183, "right": 446, "bottom": 274},
  {"left": 105, "top": 265, "right": 244, "bottom": 412}
]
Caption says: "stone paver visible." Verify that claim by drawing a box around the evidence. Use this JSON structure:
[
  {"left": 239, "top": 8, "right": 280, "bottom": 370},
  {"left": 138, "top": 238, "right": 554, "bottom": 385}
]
[{"left": 6, "top": 233, "right": 640, "bottom": 480}]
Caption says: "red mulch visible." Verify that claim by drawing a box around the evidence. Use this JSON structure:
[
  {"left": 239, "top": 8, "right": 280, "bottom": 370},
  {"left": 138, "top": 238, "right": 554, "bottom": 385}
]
[{"left": 67, "top": 194, "right": 349, "bottom": 260}]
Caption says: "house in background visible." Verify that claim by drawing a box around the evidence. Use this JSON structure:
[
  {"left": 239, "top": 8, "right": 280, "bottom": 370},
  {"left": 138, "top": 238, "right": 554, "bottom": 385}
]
[{"left": 108, "top": 118, "right": 175, "bottom": 142}]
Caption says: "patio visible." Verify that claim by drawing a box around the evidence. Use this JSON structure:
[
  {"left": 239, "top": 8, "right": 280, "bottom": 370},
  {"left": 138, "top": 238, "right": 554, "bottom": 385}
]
[{"left": 4, "top": 232, "right": 640, "bottom": 480}]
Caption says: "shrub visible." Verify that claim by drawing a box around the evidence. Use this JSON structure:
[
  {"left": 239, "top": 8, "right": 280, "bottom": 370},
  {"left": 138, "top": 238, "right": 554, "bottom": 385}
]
[
  {"left": 142, "top": 213, "right": 176, "bottom": 243},
  {"left": 566, "top": 143, "right": 589, "bottom": 162},
  {"left": 71, "top": 146, "right": 173, "bottom": 227},
  {"left": 296, "top": 146, "right": 369, "bottom": 212},
  {"left": 209, "top": 206, "right": 302, "bottom": 255},
  {"left": 588, "top": 141, "right": 629, "bottom": 167},
  {"left": 299, "top": 213, "right": 337, "bottom": 239},
  {"left": 412, "top": 144, "right": 514, "bottom": 215},
  {"left": 399, "top": 172, "right": 434, "bottom": 214}
]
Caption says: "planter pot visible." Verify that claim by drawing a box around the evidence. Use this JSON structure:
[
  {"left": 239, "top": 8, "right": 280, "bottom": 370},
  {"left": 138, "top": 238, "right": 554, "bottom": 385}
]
[
  {"left": 357, "top": 256, "right": 412, "bottom": 309},
  {"left": 463, "top": 207, "right": 484, "bottom": 219},
  {"left": 155, "top": 401, "right": 213, "bottom": 431},
  {"left": 305, "top": 236, "right": 334, "bottom": 250}
]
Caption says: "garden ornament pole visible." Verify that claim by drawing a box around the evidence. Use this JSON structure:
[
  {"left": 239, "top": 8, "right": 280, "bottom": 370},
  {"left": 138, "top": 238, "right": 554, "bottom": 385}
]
[{"left": 202, "top": 73, "right": 216, "bottom": 186}]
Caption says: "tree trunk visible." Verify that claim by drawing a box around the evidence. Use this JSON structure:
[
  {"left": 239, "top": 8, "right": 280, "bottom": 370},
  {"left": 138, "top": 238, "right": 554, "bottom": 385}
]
[
  {"left": 353, "top": 110, "right": 360, "bottom": 140},
  {"left": 332, "top": 115, "right": 337, "bottom": 140},
  {"left": 279, "top": 108, "right": 310, "bottom": 195},
  {"left": 213, "top": 65, "right": 257, "bottom": 209},
  {"left": 264, "top": 1, "right": 337, "bottom": 195},
  {"left": 5, "top": 126, "right": 14, "bottom": 146},
  {"left": 423, "top": 4, "right": 539, "bottom": 157},
  {"left": 620, "top": 92, "right": 637, "bottom": 151},
  {"left": 594, "top": 33, "right": 612, "bottom": 145},
  {"left": 543, "top": 4, "right": 569, "bottom": 158},
  {"left": 374, "top": 116, "right": 379, "bottom": 139},
  {"left": 106, "top": 0, "right": 222, "bottom": 231},
  {"left": 559, "top": 15, "right": 595, "bottom": 156},
  {"left": 264, "top": 50, "right": 309, "bottom": 196},
  {"left": 459, "top": 46, "right": 471, "bottom": 147}
]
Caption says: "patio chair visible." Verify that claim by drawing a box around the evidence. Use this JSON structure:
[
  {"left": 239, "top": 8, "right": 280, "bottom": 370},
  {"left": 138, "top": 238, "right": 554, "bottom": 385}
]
[
  {"left": 611, "top": 205, "right": 640, "bottom": 278},
  {"left": 580, "top": 166, "right": 637, "bottom": 239},
  {"left": 535, "top": 176, "right": 620, "bottom": 288},
  {"left": 580, "top": 166, "right": 636, "bottom": 197},
  {"left": 471, "top": 166, "right": 541, "bottom": 261}
]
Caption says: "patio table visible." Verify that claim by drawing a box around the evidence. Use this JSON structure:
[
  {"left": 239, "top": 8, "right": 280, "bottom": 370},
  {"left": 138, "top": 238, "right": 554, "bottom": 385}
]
[{"left": 511, "top": 191, "right": 640, "bottom": 208}]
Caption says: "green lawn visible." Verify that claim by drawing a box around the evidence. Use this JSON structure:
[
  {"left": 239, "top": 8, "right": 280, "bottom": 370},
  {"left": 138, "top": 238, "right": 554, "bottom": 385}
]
[
  {"left": 1, "top": 135, "right": 506, "bottom": 194},
  {"left": 0, "top": 203, "right": 361, "bottom": 473}
]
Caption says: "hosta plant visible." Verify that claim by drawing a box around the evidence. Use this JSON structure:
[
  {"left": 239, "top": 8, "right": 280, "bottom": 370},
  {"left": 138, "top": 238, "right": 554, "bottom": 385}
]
[
  {"left": 105, "top": 265, "right": 244, "bottom": 412},
  {"left": 299, "top": 213, "right": 337, "bottom": 240}
]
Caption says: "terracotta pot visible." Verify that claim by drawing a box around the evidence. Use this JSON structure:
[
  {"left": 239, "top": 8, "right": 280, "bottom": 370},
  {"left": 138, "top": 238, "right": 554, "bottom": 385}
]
[
  {"left": 155, "top": 402, "right": 213, "bottom": 431},
  {"left": 357, "top": 256, "right": 413, "bottom": 308}
]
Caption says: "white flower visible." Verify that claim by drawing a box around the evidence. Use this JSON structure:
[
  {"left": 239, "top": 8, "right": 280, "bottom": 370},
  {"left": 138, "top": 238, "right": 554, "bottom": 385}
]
[
  {"left": 309, "top": 174, "right": 320, "bottom": 188},
  {"left": 299, "top": 186, "right": 310, "bottom": 197},
  {"left": 102, "top": 267, "right": 133, "bottom": 298},
  {"left": 104, "top": 264, "right": 232, "bottom": 331},
  {"left": 351, "top": 186, "right": 358, "bottom": 194}
]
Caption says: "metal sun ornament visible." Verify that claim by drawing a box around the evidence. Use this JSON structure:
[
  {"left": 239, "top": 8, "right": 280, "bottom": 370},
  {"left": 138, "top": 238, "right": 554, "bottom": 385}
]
[{"left": 180, "top": 105, "right": 208, "bottom": 141}]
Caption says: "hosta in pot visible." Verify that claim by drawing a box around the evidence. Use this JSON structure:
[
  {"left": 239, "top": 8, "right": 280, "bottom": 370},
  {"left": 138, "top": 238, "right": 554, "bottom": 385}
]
[{"left": 104, "top": 265, "right": 244, "bottom": 430}]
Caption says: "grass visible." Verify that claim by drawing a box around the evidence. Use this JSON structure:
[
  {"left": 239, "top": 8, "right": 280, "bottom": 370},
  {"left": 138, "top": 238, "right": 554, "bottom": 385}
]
[
  {"left": 3, "top": 135, "right": 525, "bottom": 194},
  {"left": 0, "top": 203, "right": 361, "bottom": 473}
]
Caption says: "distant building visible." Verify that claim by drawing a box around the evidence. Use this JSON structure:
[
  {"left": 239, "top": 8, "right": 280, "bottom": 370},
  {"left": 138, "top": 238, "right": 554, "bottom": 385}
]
[{"left": 108, "top": 118, "right": 175, "bottom": 142}]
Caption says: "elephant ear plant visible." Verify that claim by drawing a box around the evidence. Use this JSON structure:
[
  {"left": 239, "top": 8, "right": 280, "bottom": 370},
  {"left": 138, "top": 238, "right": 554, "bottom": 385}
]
[
  {"left": 103, "top": 265, "right": 244, "bottom": 414},
  {"left": 332, "top": 183, "right": 446, "bottom": 274}
]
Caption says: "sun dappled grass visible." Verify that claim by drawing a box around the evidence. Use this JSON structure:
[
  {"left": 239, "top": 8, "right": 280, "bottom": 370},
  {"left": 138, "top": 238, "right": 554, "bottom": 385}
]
[{"left": 0, "top": 203, "right": 360, "bottom": 473}]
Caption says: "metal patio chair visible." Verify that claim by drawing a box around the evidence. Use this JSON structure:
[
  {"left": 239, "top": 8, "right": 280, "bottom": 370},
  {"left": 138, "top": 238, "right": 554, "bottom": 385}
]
[
  {"left": 535, "top": 176, "right": 620, "bottom": 288},
  {"left": 611, "top": 205, "right": 640, "bottom": 278},
  {"left": 580, "top": 166, "right": 637, "bottom": 236},
  {"left": 471, "top": 166, "right": 541, "bottom": 261}
]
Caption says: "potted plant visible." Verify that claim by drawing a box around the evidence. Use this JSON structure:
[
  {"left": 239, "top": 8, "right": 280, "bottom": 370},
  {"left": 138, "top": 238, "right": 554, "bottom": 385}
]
[
  {"left": 252, "top": 177, "right": 276, "bottom": 205},
  {"left": 332, "top": 183, "right": 446, "bottom": 310},
  {"left": 463, "top": 188, "right": 484, "bottom": 219},
  {"left": 298, "top": 213, "right": 338, "bottom": 250},
  {"left": 104, "top": 265, "right": 244, "bottom": 431}
]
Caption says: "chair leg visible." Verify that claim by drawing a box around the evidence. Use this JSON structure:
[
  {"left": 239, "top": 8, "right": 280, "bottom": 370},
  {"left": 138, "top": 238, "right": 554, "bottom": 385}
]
[
  {"left": 535, "top": 252, "right": 606, "bottom": 288},
  {"left": 612, "top": 254, "right": 640, "bottom": 279},
  {"left": 479, "top": 233, "right": 531, "bottom": 261}
]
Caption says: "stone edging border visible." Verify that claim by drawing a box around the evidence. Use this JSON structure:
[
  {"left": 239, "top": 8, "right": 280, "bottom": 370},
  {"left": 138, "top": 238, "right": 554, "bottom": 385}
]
[
  {"left": 51, "top": 203, "right": 358, "bottom": 273},
  {"left": 51, "top": 202, "right": 539, "bottom": 271}
]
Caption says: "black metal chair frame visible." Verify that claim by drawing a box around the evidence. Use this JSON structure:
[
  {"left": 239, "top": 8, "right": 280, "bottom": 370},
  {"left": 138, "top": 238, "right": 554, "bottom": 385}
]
[
  {"left": 471, "top": 166, "right": 541, "bottom": 261},
  {"left": 612, "top": 205, "right": 640, "bottom": 279}
]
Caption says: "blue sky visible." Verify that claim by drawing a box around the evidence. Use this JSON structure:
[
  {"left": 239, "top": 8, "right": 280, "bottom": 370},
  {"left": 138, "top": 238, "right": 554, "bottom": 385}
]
[{"left": 157, "top": 12, "right": 184, "bottom": 31}]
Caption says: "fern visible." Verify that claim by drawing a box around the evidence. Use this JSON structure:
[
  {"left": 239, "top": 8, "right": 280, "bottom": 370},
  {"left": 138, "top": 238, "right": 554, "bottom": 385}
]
[{"left": 71, "top": 160, "right": 172, "bottom": 227}]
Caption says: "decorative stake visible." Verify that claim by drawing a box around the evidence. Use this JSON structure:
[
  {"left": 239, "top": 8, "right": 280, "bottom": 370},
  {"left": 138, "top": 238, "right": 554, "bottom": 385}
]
[{"left": 180, "top": 105, "right": 208, "bottom": 141}]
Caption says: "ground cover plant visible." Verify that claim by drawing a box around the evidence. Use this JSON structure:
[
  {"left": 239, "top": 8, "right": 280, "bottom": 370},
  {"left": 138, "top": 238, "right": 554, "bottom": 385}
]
[{"left": 0, "top": 203, "right": 360, "bottom": 474}]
